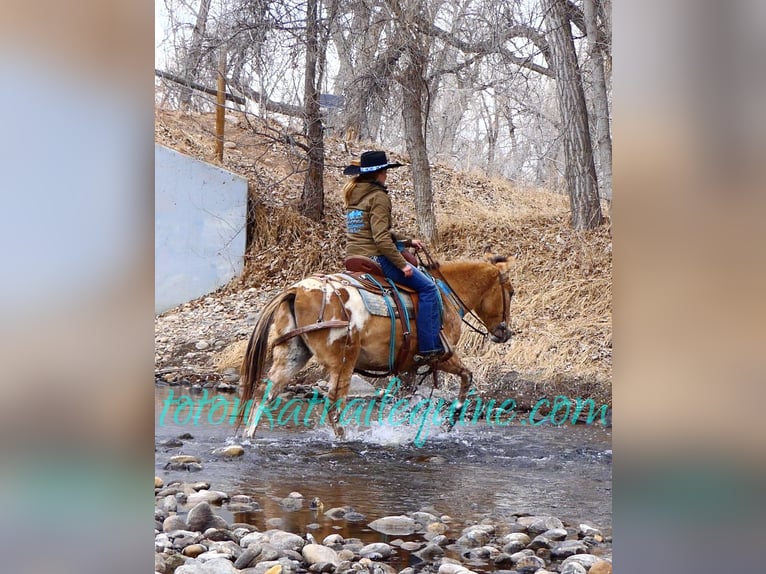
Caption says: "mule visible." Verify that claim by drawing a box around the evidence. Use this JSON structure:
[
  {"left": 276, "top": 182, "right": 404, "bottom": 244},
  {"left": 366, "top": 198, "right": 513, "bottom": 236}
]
[{"left": 236, "top": 251, "right": 514, "bottom": 439}]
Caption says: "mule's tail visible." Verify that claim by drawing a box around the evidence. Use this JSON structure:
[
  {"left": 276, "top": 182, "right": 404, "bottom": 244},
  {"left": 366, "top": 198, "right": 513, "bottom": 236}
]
[{"left": 235, "top": 288, "right": 297, "bottom": 430}]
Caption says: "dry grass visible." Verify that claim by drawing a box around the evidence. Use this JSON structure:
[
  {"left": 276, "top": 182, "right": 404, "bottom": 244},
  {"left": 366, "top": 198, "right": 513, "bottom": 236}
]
[{"left": 156, "top": 107, "right": 612, "bottom": 402}]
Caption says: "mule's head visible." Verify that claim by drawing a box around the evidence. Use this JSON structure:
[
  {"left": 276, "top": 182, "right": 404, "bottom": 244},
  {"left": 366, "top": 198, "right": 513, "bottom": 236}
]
[{"left": 477, "top": 249, "right": 514, "bottom": 343}]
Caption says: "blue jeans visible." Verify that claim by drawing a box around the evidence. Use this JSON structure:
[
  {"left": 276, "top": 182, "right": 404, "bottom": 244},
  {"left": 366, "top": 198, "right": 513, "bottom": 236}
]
[{"left": 372, "top": 255, "right": 443, "bottom": 354}]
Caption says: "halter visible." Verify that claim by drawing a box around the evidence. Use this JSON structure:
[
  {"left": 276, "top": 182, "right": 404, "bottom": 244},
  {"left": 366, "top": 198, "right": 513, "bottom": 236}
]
[{"left": 418, "top": 248, "right": 510, "bottom": 339}]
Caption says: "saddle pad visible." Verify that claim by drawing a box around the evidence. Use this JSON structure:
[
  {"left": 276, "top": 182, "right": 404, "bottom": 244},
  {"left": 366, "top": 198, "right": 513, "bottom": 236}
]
[{"left": 335, "top": 273, "right": 416, "bottom": 318}]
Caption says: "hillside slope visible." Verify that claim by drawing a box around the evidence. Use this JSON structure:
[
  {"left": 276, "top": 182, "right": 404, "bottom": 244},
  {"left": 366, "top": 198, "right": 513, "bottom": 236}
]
[{"left": 155, "top": 108, "right": 612, "bottom": 404}]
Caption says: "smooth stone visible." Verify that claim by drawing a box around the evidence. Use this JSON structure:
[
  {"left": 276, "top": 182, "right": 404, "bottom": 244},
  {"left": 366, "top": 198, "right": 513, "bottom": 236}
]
[
  {"left": 322, "top": 534, "right": 344, "bottom": 548},
  {"left": 287, "top": 491, "right": 303, "bottom": 498},
  {"left": 267, "top": 530, "right": 305, "bottom": 552},
  {"left": 195, "top": 341, "right": 211, "bottom": 350},
  {"left": 212, "top": 445, "right": 245, "bottom": 458},
  {"left": 234, "top": 545, "right": 264, "bottom": 569},
  {"left": 280, "top": 497, "right": 303, "bottom": 511},
  {"left": 163, "top": 515, "right": 188, "bottom": 532},
  {"left": 324, "top": 507, "right": 348, "bottom": 519},
  {"left": 493, "top": 553, "right": 514, "bottom": 566},
  {"left": 170, "top": 455, "right": 201, "bottom": 464},
  {"left": 400, "top": 541, "right": 424, "bottom": 552},
  {"left": 514, "top": 555, "right": 545, "bottom": 571},
  {"left": 509, "top": 549, "right": 535, "bottom": 563},
  {"left": 426, "top": 522, "right": 448, "bottom": 535},
  {"left": 162, "top": 494, "right": 178, "bottom": 513},
  {"left": 437, "top": 564, "right": 472, "bottom": 574},
  {"left": 589, "top": 559, "right": 612, "bottom": 574},
  {"left": 241, "top": 533, "right": 268, "bottom": 547},
  {"left": 302, "top": 543, "right": 340, "bottom": 566},
  {"left": 368, "top": 515, "right": 417, "bottom": 535},
  {"left": 430, "top": 535, "right": 449, "bottom": 547},
  {"left": 578, "top": 524, "right": 602, "bottom": 538},
  {"left": 208, "top": 540, "right": 243, "bottom": 559},
  {"left": 550, "top": 540, "right": 589, "bottom": 559},
  {"left": 200, "top": 557, "right": 240, "bottom": 573},
  {"left": 204, "top": 528, "right": 239, "bottom": 542},
  {"left": 192, "top": 481, "right": 212, "bottom": 491},
  {"left": 360, "top": 543, "right": 393, "bottom": 558},
  {"left": 265, "top": 517, "right": 285, "bottom": 529},
  {"left": 187, "top": 502, "right": 216, "bottom": 532},
  {"left": 155, "top": 476, "right": 165, "bottom": 488},
  {"left": 188, "top": 490, "right": 229, "bottom": 505},
  {"left": 228, "top": 502, "right": 259, "bottom": 513},
  {"left": 501, "top": 541, "right": 526, "bottom": 554},
  {"left": 560, "top": 562, "right": 588, "bottom": 574},
  {"left": 542, "top": 528, "right": 568, "bottom": 541},
  {"left": 337, "top": 549, "right": 355, "bottom": 561},
  {"left": 182, "top": 544, "right": 208, "bottom": 558},
  {"left": 344, "top": 511, "right": 366, "bottom": 522},
  {"left": 411, "top": 511, "right": 440, "bottom": 526},
  {"left": 517, "top": 516, "right": 564, "bottom": 535},
  {"left": 561, "top": 554, "right": 600, "bottom": 570},
  {"left": 528, "top": 535, "right": 553, "bottom": 550}
]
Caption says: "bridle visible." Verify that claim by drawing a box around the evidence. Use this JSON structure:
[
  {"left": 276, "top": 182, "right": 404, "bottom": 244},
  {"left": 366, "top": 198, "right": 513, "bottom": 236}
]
[{"left": 418, "top": 248, "right": 511, "bottom": 341}]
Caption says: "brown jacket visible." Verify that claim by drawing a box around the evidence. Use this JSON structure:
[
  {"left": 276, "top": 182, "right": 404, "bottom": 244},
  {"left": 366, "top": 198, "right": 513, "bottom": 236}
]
[{"left": 345, "top": 181, "right": 411, "bottom": 269}]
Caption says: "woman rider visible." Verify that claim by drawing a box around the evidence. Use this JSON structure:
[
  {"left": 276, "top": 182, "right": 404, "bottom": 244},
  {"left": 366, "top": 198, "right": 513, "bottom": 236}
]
[{"left": 342, "top": 150, "right": 446, "bottom": 364}]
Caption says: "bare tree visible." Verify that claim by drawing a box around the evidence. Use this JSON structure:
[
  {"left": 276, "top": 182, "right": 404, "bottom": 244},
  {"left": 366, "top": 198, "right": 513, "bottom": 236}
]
[
  {"left": 583, "top": 0, "right": 612, "bottom": 200},
  {"left": 541, "top": 0, "right": 603, "bottom": 229},
  {"left": 300, "top": 0, "right": 325, "bottom": 221},
  {"left": 180, "top": 0, "right": 214, "bottom": 109}
]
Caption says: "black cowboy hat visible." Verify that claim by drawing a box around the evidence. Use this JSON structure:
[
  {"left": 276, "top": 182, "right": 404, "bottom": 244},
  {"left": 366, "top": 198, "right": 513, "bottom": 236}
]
[{"left": 343, "top": 150, "right": 404, "bottom": 176}]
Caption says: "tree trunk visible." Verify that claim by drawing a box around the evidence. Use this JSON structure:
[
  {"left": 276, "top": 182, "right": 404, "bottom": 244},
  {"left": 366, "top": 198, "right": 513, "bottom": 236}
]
[
  {"left": 300, "top": 0, "right": 324, "bottom": 221},
  {"left": 401, "top": 50, "right": 437, "bottom": 243},
  {"left": 180, "top": 0, "right": 213, "bottom": 109},
  {"left": 583, "top": 0, "right": 612, "bottom": 200},
  {"left": 542, "top": 0, "right": 603, "bottom": 230}
]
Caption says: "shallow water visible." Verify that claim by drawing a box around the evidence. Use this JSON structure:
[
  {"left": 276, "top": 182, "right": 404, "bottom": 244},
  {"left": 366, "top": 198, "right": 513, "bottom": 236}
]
[{"left": 155, "top": 385, "right": 611, "bottom": 565}]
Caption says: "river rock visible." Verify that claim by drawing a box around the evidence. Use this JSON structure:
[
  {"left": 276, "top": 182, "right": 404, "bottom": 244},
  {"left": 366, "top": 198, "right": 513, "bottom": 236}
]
[
  {"left": 280, "top": 497, "right": 303, "bottom": 511},
  {"left": 170, "top": 455, "right": 202, "bottom": 464},
  {"left": 560, "top": 562, "right": 588, "bottom": 574},
  {"left": 456, "top": 525, "right": 493, "bottom": 548},
  {"left": 204, "top": 528, "right": 239, "bottom": 543},
  {"left": 240, "top": 533, "right": 267, "bottom": 549},
  {"left": 561, "top": 554, "right": 600, "bottom": 570},
  {"left": 212, "top": 445, "right": 245, "bottom": 458},
  {"left": 302, "top": 543, "right": 340, "bottom": 566},
  {"left": 348, "top": 374, "right": 377, "bottom": 397},
  {"left": 509, "top": 549, "right": 535, "bottom": 563},
  {"left": 324, "top": 507, "right": 348, "bottom": 519},
  {"left": 267, "top": 530, "right": 305, "bottom": 552},
  {"left": 542, "top": 528, "right": 568, "bottom": 541},
  {"left": 514, "top": 555, "right": 545, "bottom": 571},
  {"left": 345, "top": 510, "right": 366, "bottom": 522},
  {"left": 164, "top": 515, "right": 188, "bottom": 532},
  {"left": 426, "top": 522, "right": 448, "bottom": 535},
  {"left": 589, "top": 559, "right": 612, "bottom": 574},
  {"left": 187, "top": 502, "right": 216, "bottom": 532},
  {"left": 234, "top": 545, "right": 264, "bottom": 569},
  {"left": 528, "top": 535, "right": 554, "bottom": 550},
  {"left": 550, "top": 540, "right": 588, "bottom": 559},
  {"left": 162, "top": 494, "right": 178, "bottom": 513},
  {"left": 400, "top": 541, "right": 423, "bottom": 552},
  {"left": 182, "top": 544, "right": 208, "bottom": 558},
  {"left": 411, "top": 511, "right": 440, "bottom": 527},
  {"left": 156, "top": 476, "right": 165, "bottom": 488},
  {"left": 360, "top": 543, "right": 393, "bottom": 558},
  {"left": 517, "top": 516, "right": 564, "bottom": 535},
  {"left": 414, "top": 543, "right": 444, "bottom": 562},
  {"left": 578, "top": 524, "right": 602, "bottom": 538},
  {"left": 437, "top": 563, "right": 475, "bottom": 574},
  {"left": 322, "top": 534, "right": 344, "bottom": 548},
  {"left": 188, "top": 490, "right": 230, "bottom": 505},
  {"left": 368, "top": 515, "right": 417, "bottom": 535}
]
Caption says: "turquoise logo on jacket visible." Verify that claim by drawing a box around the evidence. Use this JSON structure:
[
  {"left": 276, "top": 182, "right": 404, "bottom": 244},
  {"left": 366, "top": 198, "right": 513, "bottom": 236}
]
[{"left": 346, "top": 209, "right": 364, "bottom": 233}]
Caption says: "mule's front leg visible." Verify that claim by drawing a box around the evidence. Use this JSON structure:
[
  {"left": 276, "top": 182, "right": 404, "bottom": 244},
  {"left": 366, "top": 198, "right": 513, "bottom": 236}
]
[{"left": 434, "top": 355, "right": 473, "bottom": 431}]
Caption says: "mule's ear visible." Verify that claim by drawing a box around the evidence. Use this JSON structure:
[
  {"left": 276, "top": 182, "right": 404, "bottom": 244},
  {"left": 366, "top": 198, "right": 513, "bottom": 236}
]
[{"left": 483, "top": 245, "right": 496, "bottom": 262}]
